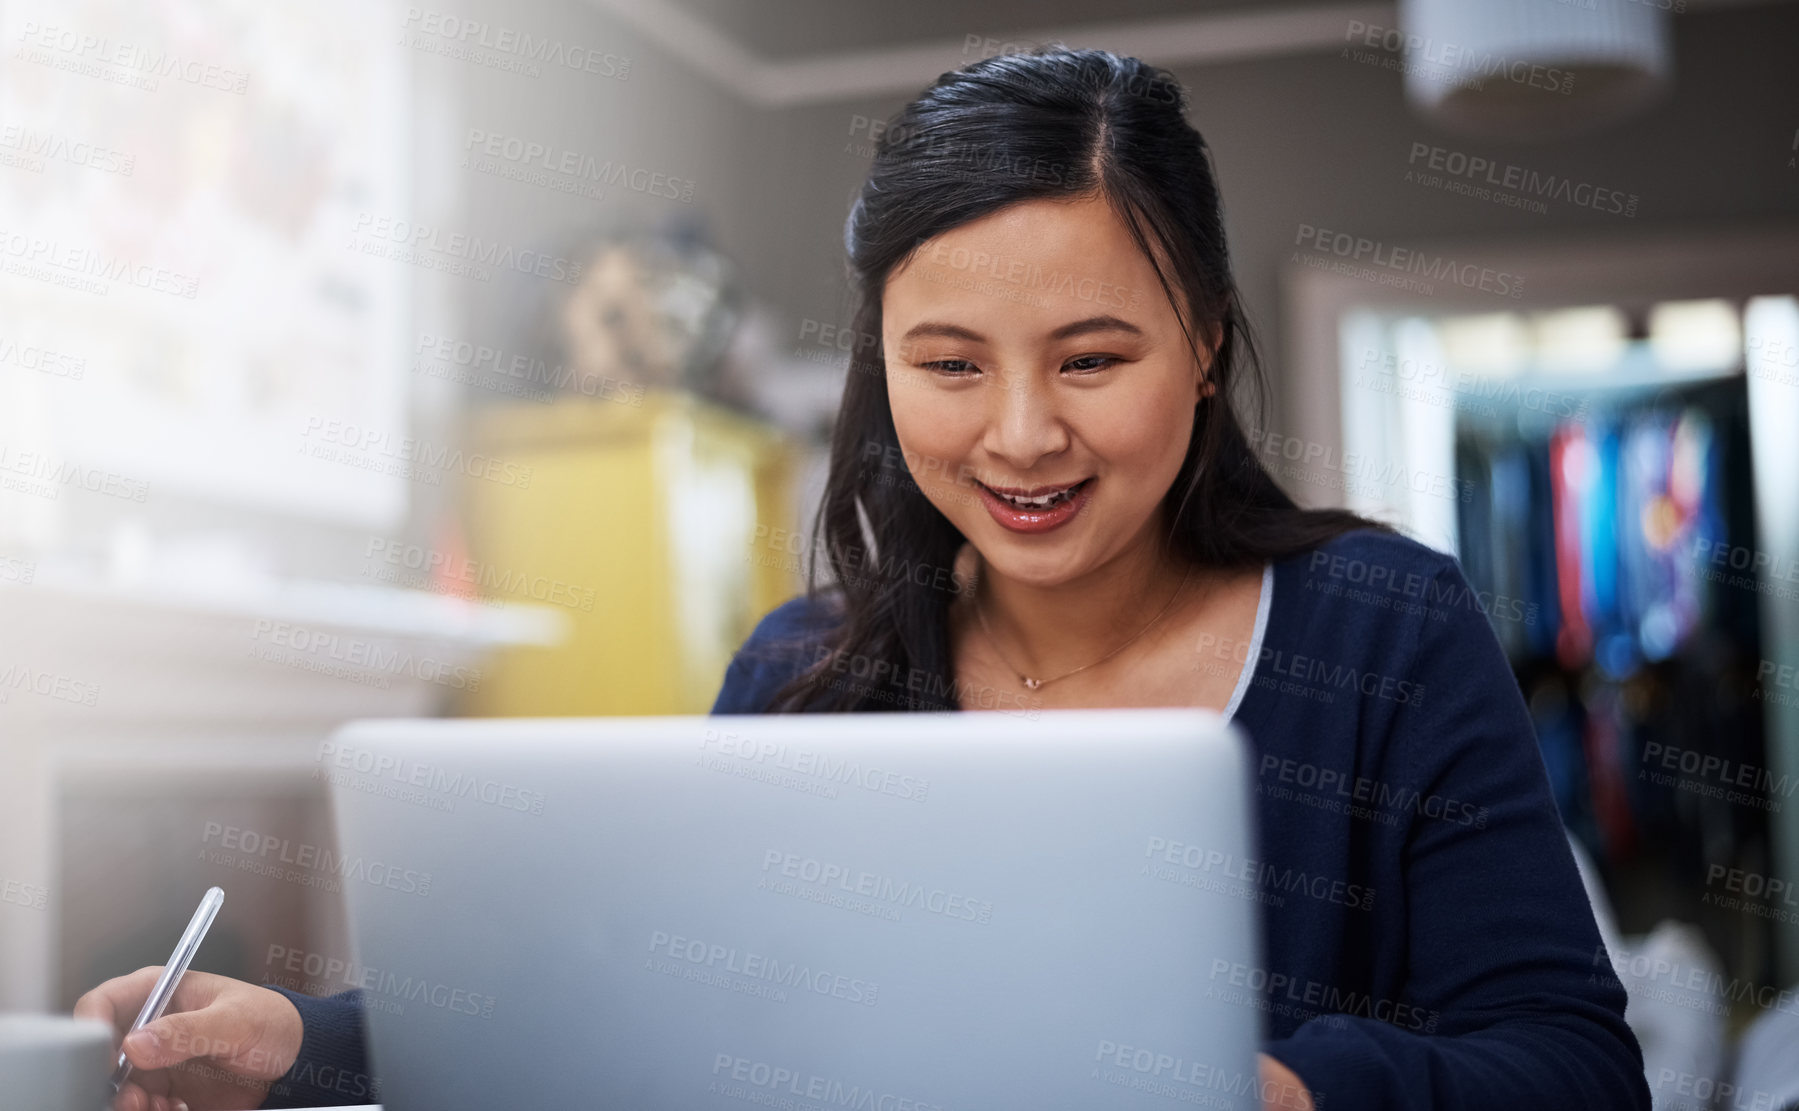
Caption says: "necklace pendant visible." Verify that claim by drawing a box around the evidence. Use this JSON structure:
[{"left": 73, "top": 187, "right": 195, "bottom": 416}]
[{"left": 1021, "top": 676, "right": 1043, "bottom": 690}]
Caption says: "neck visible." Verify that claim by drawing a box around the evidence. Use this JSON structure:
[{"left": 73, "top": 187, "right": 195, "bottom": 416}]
[{"left": 969, "top": 520, "right": 1194, "bottom": 680}]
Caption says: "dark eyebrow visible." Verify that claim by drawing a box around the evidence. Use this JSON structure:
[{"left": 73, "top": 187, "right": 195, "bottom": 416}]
[
  {"left": 1048, "top": 315, "right": 1143, "bottom": 341},
  {"left": 897, "top": 315, "right": 1143, "bottom": 345},
  {"left": 899, "top": 321, "right": 987, "bottom": 344}
]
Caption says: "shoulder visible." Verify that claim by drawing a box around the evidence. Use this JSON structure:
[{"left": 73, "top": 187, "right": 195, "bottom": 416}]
[
  {"left": 709, "top": 591, "right": 846, "bottom": 714},
  {"left": 737, "top": 591, "right": 846, "bottom": 659},
  {"left": 1284, "top": 525, "right": 1461, "bottom": 589},
  {"left": 1265, "top": 525, "right": 1481, "bottom": 673},
  {"left": 1248, "top": 527, "right": 1533, "bottom": 774}
]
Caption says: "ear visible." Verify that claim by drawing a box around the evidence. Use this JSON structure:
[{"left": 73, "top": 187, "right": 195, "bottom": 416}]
[{"left": 1195, "top": 319, "right": 1224, "bottom": 399}]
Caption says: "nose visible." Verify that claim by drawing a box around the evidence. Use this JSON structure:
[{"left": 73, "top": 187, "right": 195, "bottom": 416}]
[{"left": 979, "top": 366, "right": 1070, "bottom": 474}]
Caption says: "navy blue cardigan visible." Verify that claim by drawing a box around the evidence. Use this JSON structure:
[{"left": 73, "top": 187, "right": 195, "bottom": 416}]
[{"left": 264, "top": 528, "right": 1649, "bottom": 1111}]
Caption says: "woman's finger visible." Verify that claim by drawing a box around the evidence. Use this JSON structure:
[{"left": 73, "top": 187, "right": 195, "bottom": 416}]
[
  {"left": 74, "top": 967, "right": 168, "bottom": 1039},
  {"left": 113, "top": 1080, "right": 150, "bottom": 1111}
]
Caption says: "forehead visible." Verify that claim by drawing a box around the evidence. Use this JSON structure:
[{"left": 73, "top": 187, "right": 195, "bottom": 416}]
[{"left": 883, "top": 194, "right": 1167, "bottom": 327}]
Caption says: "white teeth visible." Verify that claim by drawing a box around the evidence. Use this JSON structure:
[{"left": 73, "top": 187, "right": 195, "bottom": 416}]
[{"left": 997, "top": 482, "right": 1081, "bottom": 509}]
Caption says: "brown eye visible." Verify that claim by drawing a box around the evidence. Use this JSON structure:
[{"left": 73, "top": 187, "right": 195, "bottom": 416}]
[
  {"left": 924, "top": 359, "right": 978, "bottom": 375},
  {"left": 1064, "top": 355, "right": 1119, "bottom": 373}
]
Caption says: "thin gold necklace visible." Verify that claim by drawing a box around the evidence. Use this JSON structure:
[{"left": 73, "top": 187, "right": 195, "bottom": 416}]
[{"left": 974, "top": 561, "right": 1195, "bottom": 691}]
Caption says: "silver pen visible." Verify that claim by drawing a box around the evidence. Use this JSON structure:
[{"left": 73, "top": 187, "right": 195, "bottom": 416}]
[{"left": 110, "top": 886, "right": 225, "bottom": 1094}]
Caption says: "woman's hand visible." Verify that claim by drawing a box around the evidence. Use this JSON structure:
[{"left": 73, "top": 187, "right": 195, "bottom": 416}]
[
  {"left": 1258, "top": 1052, "right": 1315, "bottom": 1110},
  {"left": 71, "top": 968, "right": 1308, "bottom": 1111},
  {"left": 74, "top": 967, "right": 304, "bottom": 1111}
]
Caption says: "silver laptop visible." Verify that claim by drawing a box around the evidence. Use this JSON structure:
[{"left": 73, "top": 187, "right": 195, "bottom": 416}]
[{"left": 324, "top": 708, "right": 1266, "bottom": 1110}]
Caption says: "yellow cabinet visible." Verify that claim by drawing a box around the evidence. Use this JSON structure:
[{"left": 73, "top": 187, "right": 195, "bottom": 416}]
[{"left": 458, "top": 391, "right": 800, "bottom": 715}]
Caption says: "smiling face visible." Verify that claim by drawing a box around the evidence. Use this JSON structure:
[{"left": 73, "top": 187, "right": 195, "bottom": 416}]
[{"left": 881, "top": 192, "right": 1213, "bottom": 588}]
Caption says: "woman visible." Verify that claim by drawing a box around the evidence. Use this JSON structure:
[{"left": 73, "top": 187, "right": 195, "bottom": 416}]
[{"left": 77, "top": 48, "right": 1649, "bottom": 1111}]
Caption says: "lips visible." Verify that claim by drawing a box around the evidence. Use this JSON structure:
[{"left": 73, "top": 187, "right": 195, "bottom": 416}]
[{"left": 975, "top": 478, "right": 1093, "bottom": 534}]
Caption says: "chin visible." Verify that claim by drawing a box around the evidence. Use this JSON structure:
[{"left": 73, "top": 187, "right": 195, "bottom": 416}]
[{"left": 966, "top": 541, "right": 1092, "bottom": 589}]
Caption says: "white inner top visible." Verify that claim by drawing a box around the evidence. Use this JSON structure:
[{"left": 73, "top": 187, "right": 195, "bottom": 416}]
[{"left": 1221, "top": 562, "right": 1275, "bottom": 723}]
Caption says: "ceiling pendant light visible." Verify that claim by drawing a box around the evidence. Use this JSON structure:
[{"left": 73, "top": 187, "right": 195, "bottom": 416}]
[{"left": 1397, "top": 0, "right": 1674, "bottom": 140}]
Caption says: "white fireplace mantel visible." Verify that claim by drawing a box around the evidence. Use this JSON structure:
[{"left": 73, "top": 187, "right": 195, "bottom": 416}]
[{"left": 0, "top": 571, "right": 564, "bottom": 1011}]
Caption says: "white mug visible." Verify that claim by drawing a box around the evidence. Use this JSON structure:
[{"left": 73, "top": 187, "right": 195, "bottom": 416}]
[{"left": 0, "top": 1013, "right": 114, "bottom": 1111}]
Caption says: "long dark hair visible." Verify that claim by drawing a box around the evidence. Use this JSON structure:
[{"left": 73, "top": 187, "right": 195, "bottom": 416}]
[{"left": 768, "top": 47, "right": 1387, "bottom": 712}]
